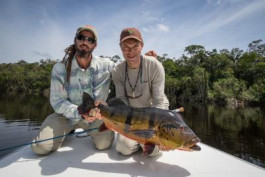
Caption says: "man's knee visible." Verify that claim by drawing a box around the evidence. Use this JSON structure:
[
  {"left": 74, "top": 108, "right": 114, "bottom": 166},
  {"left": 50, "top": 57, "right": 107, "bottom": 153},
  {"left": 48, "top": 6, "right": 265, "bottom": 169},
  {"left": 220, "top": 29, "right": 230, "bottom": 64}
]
[
  {"left": 31, "top": 142, "right": 53, "bottom": 155},
  {"left": 115, "top": 137, "right": 139, "bottom": 155},
  {"left": 92, "top": 131, "right": 114, "bottom": 150},
  {"left": 116, "top": 144, "right": 135, "bottom": 155},
  {"left": 95, "top": 140, "right": 112, "bottom": 150}
]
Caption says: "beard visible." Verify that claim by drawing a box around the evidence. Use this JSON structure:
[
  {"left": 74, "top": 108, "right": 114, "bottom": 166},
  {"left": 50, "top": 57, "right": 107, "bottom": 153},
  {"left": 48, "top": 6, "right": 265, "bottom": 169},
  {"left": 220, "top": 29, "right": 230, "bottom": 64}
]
[
  {"left": 75, "top": 42, "right": 94, "bottom": 58},
  {"left": 78, "top": 49, "right": 92, "bottom": 58}
]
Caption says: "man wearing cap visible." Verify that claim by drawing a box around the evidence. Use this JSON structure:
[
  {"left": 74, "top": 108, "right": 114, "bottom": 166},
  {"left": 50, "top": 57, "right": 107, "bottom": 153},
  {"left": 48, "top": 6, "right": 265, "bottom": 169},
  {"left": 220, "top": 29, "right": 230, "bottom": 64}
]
[
  {"left": 111, "top": 28, "right": 169, "bottom": 156},
  {"left": 31, "top": 25, "right": 114, "bottom": 155}
]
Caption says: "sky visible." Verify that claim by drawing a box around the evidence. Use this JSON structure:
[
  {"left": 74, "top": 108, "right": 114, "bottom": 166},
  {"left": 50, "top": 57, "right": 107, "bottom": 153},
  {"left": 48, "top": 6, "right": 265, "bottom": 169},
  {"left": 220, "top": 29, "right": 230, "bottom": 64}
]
[{"left": 0, "top": 0, "right": 265, "bottom": 63}]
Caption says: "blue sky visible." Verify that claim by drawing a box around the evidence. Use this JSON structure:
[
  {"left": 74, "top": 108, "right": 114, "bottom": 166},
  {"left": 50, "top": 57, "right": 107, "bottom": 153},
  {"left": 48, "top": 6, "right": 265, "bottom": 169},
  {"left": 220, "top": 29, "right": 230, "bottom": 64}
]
[{"left": 0, "top": 0, "right": 265, "bottom": 63}]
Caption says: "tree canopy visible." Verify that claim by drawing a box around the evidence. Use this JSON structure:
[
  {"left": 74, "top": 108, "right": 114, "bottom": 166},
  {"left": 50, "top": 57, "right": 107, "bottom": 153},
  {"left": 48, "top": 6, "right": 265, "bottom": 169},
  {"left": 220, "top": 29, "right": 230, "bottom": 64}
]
[{"left": 0, "top": 39, "right": 264, "bottom": 106}]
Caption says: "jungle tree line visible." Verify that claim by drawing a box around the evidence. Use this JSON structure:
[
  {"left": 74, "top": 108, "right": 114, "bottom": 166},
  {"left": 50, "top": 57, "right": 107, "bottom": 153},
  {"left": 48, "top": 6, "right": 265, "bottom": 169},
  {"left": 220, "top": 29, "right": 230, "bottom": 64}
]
[
  {"left": 161, "top": 39, "right": 265, "bottom": 106},
  {"left": 0, "top": 39, "right": 264, "bottom": 105},
  {"left": 0, "top": 59, "right": 57, "bottom": 96}
]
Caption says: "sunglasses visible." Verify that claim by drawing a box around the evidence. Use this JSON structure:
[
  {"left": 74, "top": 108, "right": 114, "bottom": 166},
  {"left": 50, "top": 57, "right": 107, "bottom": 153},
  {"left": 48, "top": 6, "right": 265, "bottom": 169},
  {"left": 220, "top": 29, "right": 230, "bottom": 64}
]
[{"left": 76, "top": 34, "right": 96, "bottom": 44}]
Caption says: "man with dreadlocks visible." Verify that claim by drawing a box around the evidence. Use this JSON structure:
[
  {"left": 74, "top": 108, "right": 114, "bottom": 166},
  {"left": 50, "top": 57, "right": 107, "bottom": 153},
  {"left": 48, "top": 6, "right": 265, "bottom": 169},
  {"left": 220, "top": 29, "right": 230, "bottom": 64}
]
[{"left": 32, "top": 25, "right": 114, "bottom": 155}]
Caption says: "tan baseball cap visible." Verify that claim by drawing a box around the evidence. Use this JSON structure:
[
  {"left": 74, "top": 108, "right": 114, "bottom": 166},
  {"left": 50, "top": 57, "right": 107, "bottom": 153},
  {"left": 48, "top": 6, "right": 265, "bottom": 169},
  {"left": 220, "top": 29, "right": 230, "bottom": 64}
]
[
  {"left": 120, "top": 27, "right": 143, "bottom": 44},
  {"left": 76, "top": 25, "right": 97, "bottom": 41}
]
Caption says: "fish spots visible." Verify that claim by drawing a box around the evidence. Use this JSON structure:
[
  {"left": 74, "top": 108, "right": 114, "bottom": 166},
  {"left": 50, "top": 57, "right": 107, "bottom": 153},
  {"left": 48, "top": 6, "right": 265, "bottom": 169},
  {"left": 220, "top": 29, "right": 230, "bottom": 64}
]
[
  {"left": 163, "top": 124, "right": 177, "bottom": 130},
  {"left": 159, "top": 123, "right": 185, "bottom": 139},
  {"left": 171, "top": 132, "right": 175, "bottom": 136}
]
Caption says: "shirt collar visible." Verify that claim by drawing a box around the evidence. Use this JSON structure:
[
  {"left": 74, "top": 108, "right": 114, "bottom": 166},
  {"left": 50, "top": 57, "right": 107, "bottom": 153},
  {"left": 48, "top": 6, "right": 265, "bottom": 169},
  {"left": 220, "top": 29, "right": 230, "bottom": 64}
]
[{"left": 71, "top": 55, "right": 97, "bottom": 71}]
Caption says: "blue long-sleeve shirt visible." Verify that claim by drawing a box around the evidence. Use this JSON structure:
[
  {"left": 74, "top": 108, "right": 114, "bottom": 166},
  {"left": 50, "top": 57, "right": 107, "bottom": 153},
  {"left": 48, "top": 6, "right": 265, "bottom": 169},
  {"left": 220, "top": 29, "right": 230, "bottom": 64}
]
[{"left": 49, "top": 55, "right": 114, "bottom": 124}]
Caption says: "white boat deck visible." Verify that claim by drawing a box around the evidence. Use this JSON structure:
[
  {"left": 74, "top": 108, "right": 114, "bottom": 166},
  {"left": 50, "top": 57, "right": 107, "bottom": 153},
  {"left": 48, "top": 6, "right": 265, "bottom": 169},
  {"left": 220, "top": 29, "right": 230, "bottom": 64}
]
[{"left": 0, "top": 133, "right": 264, "bottom": 177}]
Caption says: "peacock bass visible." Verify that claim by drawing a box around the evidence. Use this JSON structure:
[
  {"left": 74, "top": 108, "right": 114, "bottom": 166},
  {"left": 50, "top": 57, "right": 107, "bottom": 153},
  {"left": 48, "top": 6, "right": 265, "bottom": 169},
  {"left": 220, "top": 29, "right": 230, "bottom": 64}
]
[{"left": 78, "top": 92, "right": 201, "bottom": 154}]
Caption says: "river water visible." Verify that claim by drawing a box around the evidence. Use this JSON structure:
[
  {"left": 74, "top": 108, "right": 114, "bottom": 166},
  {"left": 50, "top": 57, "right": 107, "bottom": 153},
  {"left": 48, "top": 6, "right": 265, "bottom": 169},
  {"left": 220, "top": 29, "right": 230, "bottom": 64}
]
[{"left": 0, "top": 93, "right": 264, "bottom": 168}]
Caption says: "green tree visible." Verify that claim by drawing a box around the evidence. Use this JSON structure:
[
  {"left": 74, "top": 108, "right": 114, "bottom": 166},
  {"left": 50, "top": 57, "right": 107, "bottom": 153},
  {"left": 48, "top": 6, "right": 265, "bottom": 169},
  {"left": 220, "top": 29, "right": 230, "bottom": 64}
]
[
  {"left": 163, "top": 58, "right": 178, "bottom": 77},
  {"left": 193, "top": 67, "right": 209, "bottom": 103},
  {"left": 210, "top": 76, "right": 247, "bottom": 104},
  {"left": 248, "top": 39, "right": 265, "bottom": 57},
  {"left": 203, "top": 52, "right": 232, "bottom": 85}
]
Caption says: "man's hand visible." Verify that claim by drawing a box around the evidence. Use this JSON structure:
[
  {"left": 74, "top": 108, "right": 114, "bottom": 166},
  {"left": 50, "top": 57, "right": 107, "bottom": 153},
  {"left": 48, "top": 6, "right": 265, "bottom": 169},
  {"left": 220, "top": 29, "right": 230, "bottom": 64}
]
[
  {"left": 173, "top": 107, "right": 184, "bottom": 113},
  {"left": 178, "top": 107, "right": 184, "bottom": 112},
  {"left": 145, "top": 50, "right": 157, "bottom": 58},
  {"left": 81, "top": 100, "right": 109, "bottom": 123},
  {"left": 81, "top": 100, "right": 108, "bottom": 123},
  {"left": 81, "top": 114, "right": 98, "bottom": 123},
  {"left": 81, "top": 107, "right": 101, "bottom": 123},
  {"left": 94, "top": 100, "right": 108, "bottom": 107}
]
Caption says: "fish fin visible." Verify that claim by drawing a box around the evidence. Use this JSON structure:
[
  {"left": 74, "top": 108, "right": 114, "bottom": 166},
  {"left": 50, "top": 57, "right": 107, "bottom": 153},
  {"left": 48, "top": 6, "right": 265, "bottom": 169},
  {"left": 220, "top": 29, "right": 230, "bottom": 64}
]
[
  {"left": 130, "top": 130, "right": 155, "bottom": 139},
  {"left": 107, "top": 98, "right": 126, "bottom": 107},
  {"left": 159, "top": 145, "right": 173, "bottom": 151},
  {"left": 78, "top": 92, "right": 95, "bottom": 114},
  {"left": 142, "top": 143, "right": 156, "bottom": 156},
  {"left": 98, "top": 123, "right": 109, "bottom": 132},
  {"left": 171, "top": 111, "right": 184, "bottom": 119}
]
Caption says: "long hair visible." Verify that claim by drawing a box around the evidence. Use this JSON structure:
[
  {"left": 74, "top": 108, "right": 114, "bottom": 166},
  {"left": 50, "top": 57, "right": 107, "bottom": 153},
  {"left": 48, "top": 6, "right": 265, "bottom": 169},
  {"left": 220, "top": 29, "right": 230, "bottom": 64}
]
[{"left": 62, "top": 44, "right": 76, "bottom": 84}]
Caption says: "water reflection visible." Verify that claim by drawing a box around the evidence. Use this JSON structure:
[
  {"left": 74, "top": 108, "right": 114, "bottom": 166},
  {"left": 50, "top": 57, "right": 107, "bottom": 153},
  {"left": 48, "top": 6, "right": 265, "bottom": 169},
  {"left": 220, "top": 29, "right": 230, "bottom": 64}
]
[
  {"left": 0, "top": 93, "right": 52, "bottom": 124},
  {"left": 0, "top": 93, "right": 53, "bottom": 158},
  {"left": 181, "top": 103, "right": 265, "bottom": 168},
  {"left": 0, "top": 94, "right": 264, "bottom": 168}
]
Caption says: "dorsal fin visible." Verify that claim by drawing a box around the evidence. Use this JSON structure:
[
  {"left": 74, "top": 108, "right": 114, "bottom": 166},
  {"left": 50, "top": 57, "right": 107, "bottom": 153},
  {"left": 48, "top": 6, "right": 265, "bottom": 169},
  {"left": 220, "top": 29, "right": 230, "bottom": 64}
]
[
  {"left": 77, "top": 92, "right": 95, "bottom": 114},
  {"left": 107, "top": 98, "right": 126, "bottom": 107}
]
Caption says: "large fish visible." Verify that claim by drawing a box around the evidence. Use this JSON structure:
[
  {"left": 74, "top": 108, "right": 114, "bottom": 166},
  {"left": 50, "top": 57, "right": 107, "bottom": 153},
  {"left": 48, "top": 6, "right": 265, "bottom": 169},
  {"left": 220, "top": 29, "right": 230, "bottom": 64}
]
[{"left": 78, "top": 92, "right": 201, "bottom": 153}]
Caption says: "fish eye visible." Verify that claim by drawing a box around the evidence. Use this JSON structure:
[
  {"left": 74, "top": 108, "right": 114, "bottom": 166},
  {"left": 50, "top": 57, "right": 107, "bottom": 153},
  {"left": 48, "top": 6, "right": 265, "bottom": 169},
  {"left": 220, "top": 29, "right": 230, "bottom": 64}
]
[{"left": 180, "top": 125, "right": 184, "bottom": 131}]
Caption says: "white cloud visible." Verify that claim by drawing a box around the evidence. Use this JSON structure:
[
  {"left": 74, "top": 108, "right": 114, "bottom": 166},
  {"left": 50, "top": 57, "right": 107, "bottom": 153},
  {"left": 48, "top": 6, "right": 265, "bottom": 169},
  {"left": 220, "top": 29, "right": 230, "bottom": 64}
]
[
  {"left": 157, "top": 24, "right": 170, "bottom": 32},
  {"left": 180, "top": 0, "right": 265, "bottom": 41},
  {"left": 206, "top": 0, "right": 223, "bottom": 6},
  {"left": 142, "top": 24, "right": 170, "bottom": 33},
  {"left": 206, "top": 0, "right": 244, "bottom": 6},
  {"left": 141, "top": 0, "right": 265, "bottom": 58},
  {"left": 0, "top": 0, "right": 265, "bottom": 62}
]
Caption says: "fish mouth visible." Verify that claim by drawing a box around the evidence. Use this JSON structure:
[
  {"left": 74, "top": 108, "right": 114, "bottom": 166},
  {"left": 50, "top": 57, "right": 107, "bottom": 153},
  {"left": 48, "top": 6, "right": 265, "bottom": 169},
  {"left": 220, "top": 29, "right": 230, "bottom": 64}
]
[
  {"left": 188, "top": 144, "right": 201, "bottom": 151},
  {"left": 179, "top": 137, "right": 201, "bottom": 151},
  {"left": 188, "top": 137, "right": 201, "bottom": 151}
]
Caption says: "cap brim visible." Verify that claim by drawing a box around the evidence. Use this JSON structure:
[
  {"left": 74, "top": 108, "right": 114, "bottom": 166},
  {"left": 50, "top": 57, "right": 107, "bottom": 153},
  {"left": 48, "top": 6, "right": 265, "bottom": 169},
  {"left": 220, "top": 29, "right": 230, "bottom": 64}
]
[
  {"left": 120, "top": 36, "right": 143, "bottom": 44},
  {"left": 77, "top": 28, "right": 97, "bottom": 40}
]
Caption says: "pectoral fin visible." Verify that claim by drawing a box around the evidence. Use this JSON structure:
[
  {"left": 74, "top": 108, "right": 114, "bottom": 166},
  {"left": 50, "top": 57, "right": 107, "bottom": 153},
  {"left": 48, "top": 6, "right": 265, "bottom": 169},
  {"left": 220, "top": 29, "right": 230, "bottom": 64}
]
[
  {"left": 142, "top": 143, "right": 156, "bottom": 156},
  {"left": 99, "top": 123, "right": 109, "bottom": 132}
]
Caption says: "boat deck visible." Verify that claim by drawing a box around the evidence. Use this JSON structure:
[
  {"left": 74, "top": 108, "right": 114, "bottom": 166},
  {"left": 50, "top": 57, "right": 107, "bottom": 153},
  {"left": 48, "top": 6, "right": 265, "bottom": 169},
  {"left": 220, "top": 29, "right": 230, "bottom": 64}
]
[{"left": 0, "top": 132, "right": 264, "bottom": 177}]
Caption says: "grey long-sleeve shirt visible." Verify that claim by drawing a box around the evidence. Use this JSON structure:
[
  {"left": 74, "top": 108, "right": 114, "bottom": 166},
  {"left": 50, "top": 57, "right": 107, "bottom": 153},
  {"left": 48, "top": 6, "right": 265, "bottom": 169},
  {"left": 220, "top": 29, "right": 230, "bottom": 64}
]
[{"left": 111, "top": 55, "right": 169, "bottom": 109}]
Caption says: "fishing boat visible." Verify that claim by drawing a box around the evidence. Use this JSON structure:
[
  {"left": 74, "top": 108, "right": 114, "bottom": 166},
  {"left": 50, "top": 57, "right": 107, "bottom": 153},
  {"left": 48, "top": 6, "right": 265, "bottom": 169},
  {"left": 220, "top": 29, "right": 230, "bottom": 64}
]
[{"left": 0, "top": 130, "right": 264, "bottom": 177}]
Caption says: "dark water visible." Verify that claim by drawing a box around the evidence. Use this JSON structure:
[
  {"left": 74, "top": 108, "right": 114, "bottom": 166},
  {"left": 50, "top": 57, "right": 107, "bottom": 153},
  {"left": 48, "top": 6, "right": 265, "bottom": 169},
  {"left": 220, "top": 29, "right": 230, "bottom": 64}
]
[
  {"left": 0, "top": 94, "right": 264, "bottom": 168},
  {"left": 0, "top": 93, "right": 53, "bottom": 158},
  {"left": 181, "top": 103, "right": 265, "bottom": 168}
]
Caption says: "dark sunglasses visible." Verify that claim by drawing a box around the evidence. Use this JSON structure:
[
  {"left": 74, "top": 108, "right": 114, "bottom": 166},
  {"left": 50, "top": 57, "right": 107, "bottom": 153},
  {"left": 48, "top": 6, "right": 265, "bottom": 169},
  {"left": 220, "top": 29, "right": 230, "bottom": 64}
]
[{"left": 76, "top": 34, "right": 96, "bottom": 44}]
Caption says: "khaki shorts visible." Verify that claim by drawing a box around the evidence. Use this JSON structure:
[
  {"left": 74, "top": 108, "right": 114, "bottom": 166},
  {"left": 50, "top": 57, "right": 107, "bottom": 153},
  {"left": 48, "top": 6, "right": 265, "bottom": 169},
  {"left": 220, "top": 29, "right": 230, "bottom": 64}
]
[{"left": 31, "top": 113, "right": 114, "bottom": 155}]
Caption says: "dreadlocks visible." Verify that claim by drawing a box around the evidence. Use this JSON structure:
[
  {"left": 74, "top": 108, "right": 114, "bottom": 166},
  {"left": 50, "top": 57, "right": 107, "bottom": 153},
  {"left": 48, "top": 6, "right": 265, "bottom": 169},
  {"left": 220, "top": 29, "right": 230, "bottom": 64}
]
[{"left": 62, "top": 44, "right": 76, "bottom": 84}]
